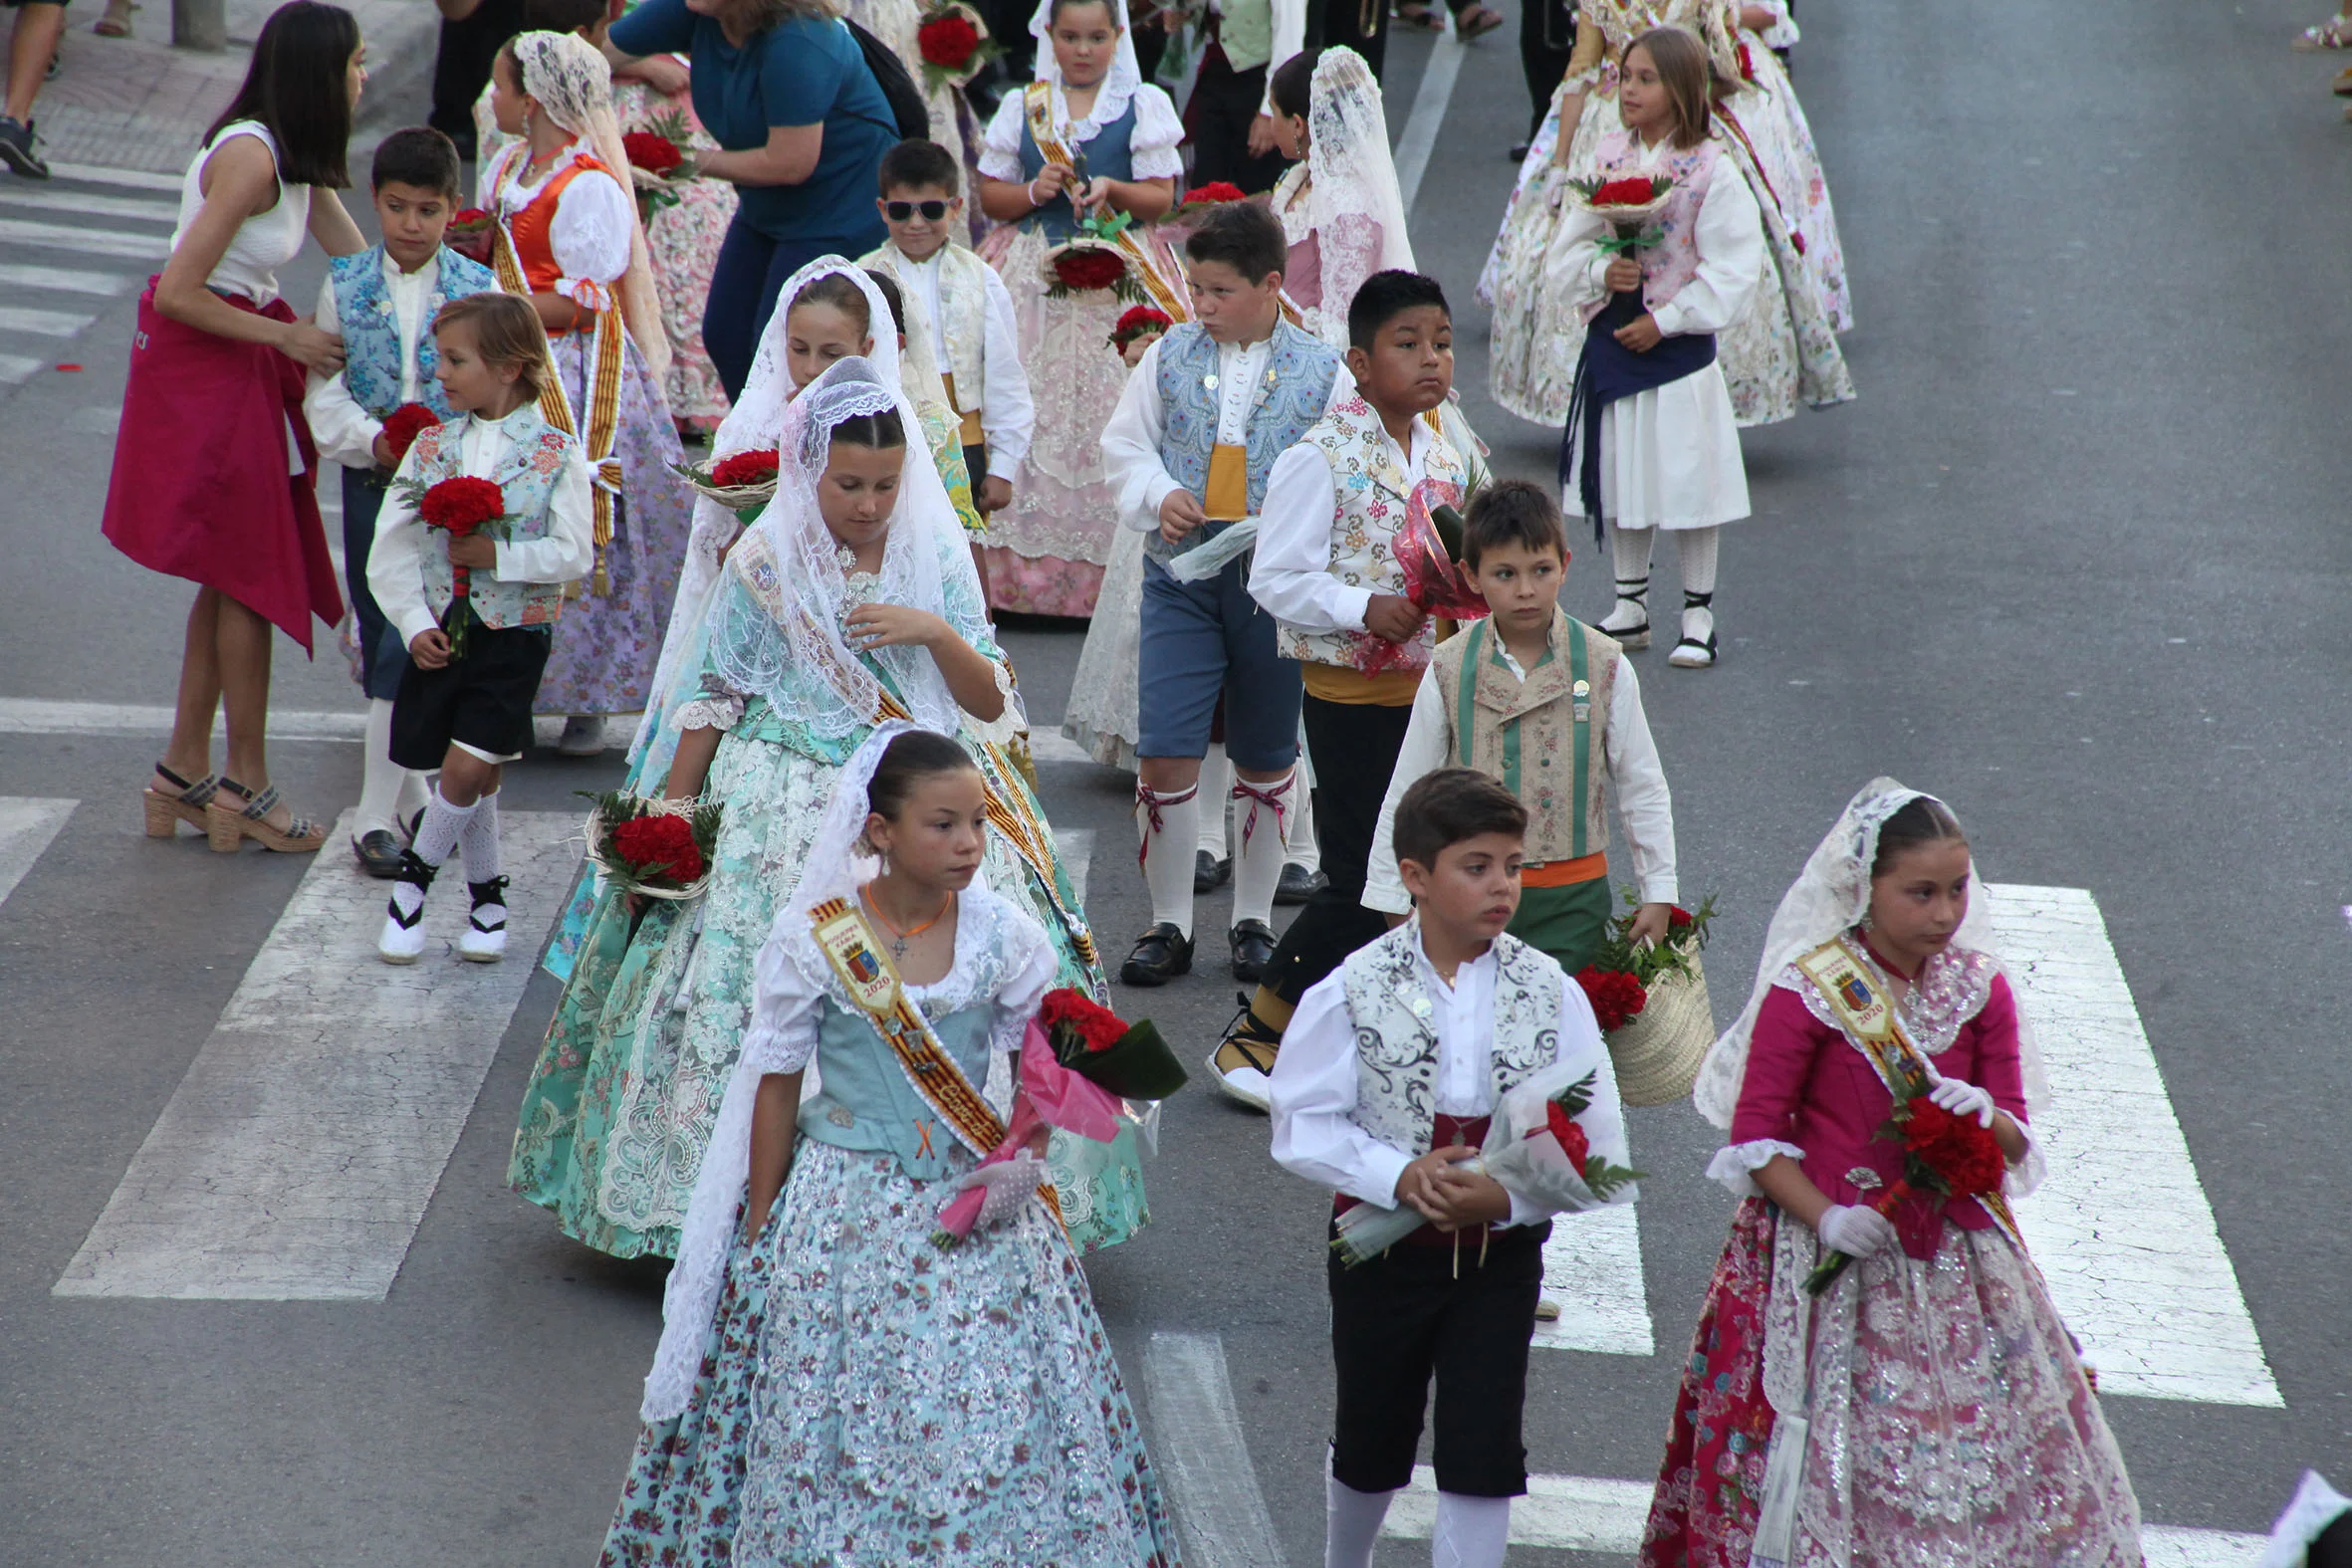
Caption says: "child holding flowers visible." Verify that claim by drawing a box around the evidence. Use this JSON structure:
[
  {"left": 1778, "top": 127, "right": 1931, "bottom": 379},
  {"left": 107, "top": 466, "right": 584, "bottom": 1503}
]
[
  {"left": 1644, "top": 782, "right": 2142, "bottom": 1567},
  {"left": 367, "top": 292, "right": 592, "bottom": 965}
]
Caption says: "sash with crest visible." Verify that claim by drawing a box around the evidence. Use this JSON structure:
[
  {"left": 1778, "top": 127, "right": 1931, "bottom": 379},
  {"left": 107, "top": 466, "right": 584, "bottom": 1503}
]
[{"left": 1021, "top": 83, "right": 1189, "bottom": 320}]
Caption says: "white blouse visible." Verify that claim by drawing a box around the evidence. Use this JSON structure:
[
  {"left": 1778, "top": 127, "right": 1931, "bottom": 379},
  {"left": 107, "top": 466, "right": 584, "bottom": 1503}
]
[
  {"left": 977, "top": 81, "right": 1186, "bottom": 184},
  {"left": 492, "top": 144, "right": 634, "bottom": 310},
  {"left": 170, "top": 121, "right": 312, "bottom": 308}
]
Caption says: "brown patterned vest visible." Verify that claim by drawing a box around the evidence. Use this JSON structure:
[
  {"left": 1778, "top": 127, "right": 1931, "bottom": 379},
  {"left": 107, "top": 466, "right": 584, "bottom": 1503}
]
[{"left": 1428, "top": 609, "right": 1619, "bottom": 867}]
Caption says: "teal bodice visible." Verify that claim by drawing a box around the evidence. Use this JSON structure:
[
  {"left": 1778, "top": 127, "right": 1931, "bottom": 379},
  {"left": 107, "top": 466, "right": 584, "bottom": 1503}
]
[{"left": 798, "top": 998, "right": 996, "bottom": 1182}]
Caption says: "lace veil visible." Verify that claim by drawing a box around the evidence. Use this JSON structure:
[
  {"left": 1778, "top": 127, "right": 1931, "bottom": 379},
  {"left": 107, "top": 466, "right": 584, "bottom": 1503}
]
[
  {"left": 507, "top": 30, "right": 671, "bottom": 379},
  {"left": 1303, "top": 47, "right": 1415, "bottom": 342},
  {"left": 1690, "top": 778, "right": 2052, "bottom": 1136}
]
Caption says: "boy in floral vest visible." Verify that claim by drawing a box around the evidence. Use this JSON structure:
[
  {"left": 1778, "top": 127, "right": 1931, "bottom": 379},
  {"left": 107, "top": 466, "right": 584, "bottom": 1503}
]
[
  {"left": 304, "top": 125, "right": 500, "bottom": 879},
  {"left": 1211, "top": 268, "right": 1458, "bottom": 1109},
  {"left": 1268, "top": 768, "right": 1630, "bottom": 1568},
  {"left": 368, "top": 293, "right": 592, "bottom": 966},
  {"left": 1099, "top": 201, "right": 1344, "bottom": 992},
  {"left": 1363, "top": 479, "right": 1681, "bottom": 976}
]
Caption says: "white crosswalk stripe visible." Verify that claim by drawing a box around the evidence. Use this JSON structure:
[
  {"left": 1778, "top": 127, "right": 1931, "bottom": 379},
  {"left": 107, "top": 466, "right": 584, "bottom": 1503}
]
[
  {"left": 0, "top": 216, "right": 168, "bottom": 259},
  {"left": 1534, "top": 1205, "right": 1653, "bottom": 1356},
  {"left": 0, "top": 263, "right": 131, "bottom": 296},
  {"left": 0, "top": 187, "right": 181, "bottom": 224},
  {"left": 0, "top": 305, "right": 98, "bottom": 336},
  {"left": 44, "top": 161, "right": 185, "bottom": 192},
  {"left": 0, "top": 798, "right": 76, "bottom": 909},
  {"left": 0, "top": 353, "right": 43, "bottom": 387}
]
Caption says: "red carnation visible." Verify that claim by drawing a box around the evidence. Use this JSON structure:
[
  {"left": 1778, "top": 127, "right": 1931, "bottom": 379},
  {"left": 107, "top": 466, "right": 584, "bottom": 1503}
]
[
  {"left": 379, "top": 402, "right": 441, "bottom": 469},
  {"left": 1040, "top": 986, "right": 1129, "bottom": 1051},
  {"left": 1737, "top": 41, "right": 1756, "bottom": 81},
  {"left": 1902, "top": 1100, "right": 2005, "bottom": 1197},
  {"left": 1181, "top": 181, "right": 1247, "bottom": 206},
  {"left": 1574, "top": 965, "right": 1649, "bottom": 1032},
  {"left": 1668, "top": 906, "right": 1694, "bottom": 930},
  {"left": 451, "top": 207, "right": 490, "bottom": 227},
  {"left": 918, "top": 11, "right": 981, "bottom": 67},
  {"left": 1107, "top": 305, "right": 1174, "bottom": 349},
  {"left": 445, "top": 207, "right": 494, "bottom": 264},
  {"left": 622, "top": 131, "right": 684, "bottom": 175},
  {"left": 1590, "top": 176, "right": 1662, "bottom": 207},
  {"left": 1543, "top": 1099, "right": 1591, "bottom": 1169},
  {"left": 610, "top": 813, "right": 706, "bottom": 884},
  {"left": 1053, "top": 248, "right": 1128, "bottom": 294},
  {"left": 418, "top": 475, "right": 506, "bottom": 536},
  {"left": 709, "top": 448, "right": 781, "bottom": 489}
]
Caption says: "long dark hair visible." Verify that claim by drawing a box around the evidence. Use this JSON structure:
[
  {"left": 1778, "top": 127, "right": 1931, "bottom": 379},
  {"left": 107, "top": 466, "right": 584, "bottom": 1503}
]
[{"left": 204, "top": 1, "right": 360, "bottom": 189}]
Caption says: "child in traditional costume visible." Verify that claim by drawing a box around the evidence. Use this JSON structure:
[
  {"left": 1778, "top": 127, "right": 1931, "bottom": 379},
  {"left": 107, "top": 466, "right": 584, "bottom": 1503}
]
[
  {"left": 1205, "top": 268, "right": 1457, "bottom": 1108},
  {"left": 597, "top": 725, "right": 1180, "bottom": 1565},
  {"left": 1181, "top": 0, "right": 1302, "bottom": 193},
  {"left": 305, "top": 126, "right": 499, "bottom": 879},
  {"left": 1555, "top": 27, "right": 1759, "bottom": 670},
  {"left": 862, "top": 267, "right": 991, "bottom": 544},
  {"left": 974, "top": 0, "right": 1184, "bottom": 615},
  {"left": 1270, "top": 768, "right": 1634, "bottom": 1568},
  {"left": 107, "top": 0, "right": 367, "bottom": 856},
  {"left": 1642, "top": 781, "right": 2142, "bottom": 1566},
  {"left": 510, "top": 304, "right": 1126, "bottom": 1261},
  {"left": 1266, "top": 47, "right": 1412, "bottom": 351},
  {"left": 1364, "top": 480, "right": 1676, "bottom": 977},
  {"left": 369, "top": 293, "right": 594, "bottom": 965},
  {"left": 1098, "top": 201, "right": 1342, "bottom": 993},
  {"left": 483, "top": 29, "right": 694, "bottom": 753}
]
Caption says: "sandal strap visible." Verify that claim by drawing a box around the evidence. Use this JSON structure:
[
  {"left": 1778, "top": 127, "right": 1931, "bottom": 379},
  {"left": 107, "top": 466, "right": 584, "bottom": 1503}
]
[
  {"left": 468, "top": 876, "right": 511, "bottom": 909},
  {"left": 385, "top": 894, "right": 425, "bottom": 932},
  {"left": 394, "top": 849, "right": 438, "bottom": 891},
  {"left": 1683, "top": 590, "right": 1714, "bottom": 609},
  {"left": 1614, "top": 575, "right": 1650, "bottom": 604},
  {"left": 241, "top": 784, "right": 282, "bottom": 822}
]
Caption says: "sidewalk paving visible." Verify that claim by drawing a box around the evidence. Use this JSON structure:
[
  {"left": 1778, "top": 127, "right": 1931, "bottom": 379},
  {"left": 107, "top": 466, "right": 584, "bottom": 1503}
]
[{"left": 23, "top": 0, "right": 439, "bottom": 175}]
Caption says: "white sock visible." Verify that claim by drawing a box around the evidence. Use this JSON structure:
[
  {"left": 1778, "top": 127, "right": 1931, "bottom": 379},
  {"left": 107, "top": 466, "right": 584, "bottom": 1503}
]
[
  {"left": 1432, "top": 1492, "right": 1512, "bottom": 1568},
  {"left": 1326, "top": 1471, "right": 1397, "bottom": 1568},
  {"left": 1230, "top": 768, "right": 1296, "bottom": 927},
  {"left": 459, "top": 788, "right": 503, "bottom": 886},
  {"left": 1604, "top": 525, "right": 1656, "bottom": 630},
  {"left": 411, "top": 784, "right": 477, "bottom": 869},
  {"left": 1674, "top": 524, "right": 1720, "bottom": 597},
  {"left": 1197, "top": 744, "right": 1231, "bottom": 858},
  {"left": 1136, "top": 782, "right": 1200, "bottom": 937},
  {"left": 354, "top": 700, "right": 413, "bottom": 837},
  {"left": 395, "top": 763, "right": 430, "bottom": 829},
  {"left": 1289, "top": 771, "right": 1320, "bottom": 873}
]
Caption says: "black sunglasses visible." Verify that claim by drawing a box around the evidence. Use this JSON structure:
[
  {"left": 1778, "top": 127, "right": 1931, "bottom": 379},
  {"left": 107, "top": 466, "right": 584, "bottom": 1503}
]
[{"left": 885, "top": 199, "right": 952, "bottom": 221}]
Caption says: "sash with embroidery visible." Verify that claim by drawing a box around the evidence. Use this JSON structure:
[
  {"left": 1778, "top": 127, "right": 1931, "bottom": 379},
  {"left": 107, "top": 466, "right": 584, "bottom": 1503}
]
[
  {"left": 1791, "top": 936, "right": 2028, "bottom": 1253},
  {"left": 489, "top": 152, "right": 627, "bottom": 595},
  {"left": 1021, "top": 83, "right": 1189, "bottom": 320}
]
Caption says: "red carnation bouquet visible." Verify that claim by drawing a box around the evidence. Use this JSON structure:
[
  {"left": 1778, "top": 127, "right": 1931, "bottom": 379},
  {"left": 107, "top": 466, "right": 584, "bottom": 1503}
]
[
  {"left": 1331, "top": 1064, "right": 1643, "bottom": 1265},
  {"left": 390, "top": 472, "right": 514, "bottom": 657},
  {"left": 670, "top": 446, "right": 783, "bottom": 511},
  {"left": 1106, "top": 305, "right": 1173, "bottom": 353},
  {"left": 1044, "top": 240, "right": 1138, "bottom": 301},
  {"left": 378, "top": 402, "right": 441, "bottom": 471},
  {"left": 582, "top": 790, "right": 724, "bottom": 900},
  {"left": 624, "top": 111, "right": 700, "bottom": 224},
  {"left": 1179, "top": 180, "right": 1248, "bottom": 209},
  {"left": 1573, "top": 894, "right": 1717, "bottom": 1033},
  {"left": 445, "top": 207, "right": 494, "bottom": 265},
  {"left": 915, "top": 1, "right": 1000, "bottom": 92},
  {"left": 1803, "top": 1070, "right": 2007, "bottom": 1295},
  {"left": 1569, "top": 172, "right": 1676, "bottom": 260}
]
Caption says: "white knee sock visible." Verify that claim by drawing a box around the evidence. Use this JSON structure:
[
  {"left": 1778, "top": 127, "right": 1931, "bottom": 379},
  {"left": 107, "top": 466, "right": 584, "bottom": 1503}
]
[
  {"left": 459, "top": 788, "right": 503, "bottom": 886},
  {"left": 1326, "top": 1471, "right": 1397, "bottom": 1568},
  {"left": 1289, "top": 773, "right": 1321, "bottom": 873},
  {"left": 1432, "top": 1492, "right": 1512, "bottom": 1568},
  {"left": 1229, "top": 768, "right": 1296, "bottom": 927},
  {"left": 1604, "top": 525, "right": 1656, "bottom": 631},
  {"left": 354, "top": 700, "right": 413, "bottom": 837},
  {"left": 394, "top": 784, "right": 478, "bottom": 919},
  {"left": 1675, "top": 525, "right": 1719, "bottom": 642},
  {"left": 1136, "top": 782, "right": 1200, "bottom": 937},
  {"left": 1198, "top": 744, "right": 1231, "bottom": 859}
]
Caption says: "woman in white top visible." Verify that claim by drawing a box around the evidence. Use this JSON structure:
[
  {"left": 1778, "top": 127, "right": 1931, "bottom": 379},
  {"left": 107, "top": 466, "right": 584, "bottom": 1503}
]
[{"left": 103, "top": 0, "right": 369, "bottom": 854}]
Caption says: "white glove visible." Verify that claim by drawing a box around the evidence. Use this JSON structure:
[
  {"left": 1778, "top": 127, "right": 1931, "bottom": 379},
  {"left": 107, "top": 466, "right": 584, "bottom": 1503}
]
[
  {"left": 957, "top": 1150, "right": 1050, "bottom": 1232},
  {"left": 1925, "top": 1075, "right": 1998, "bottom": 1128},
  {"left": 1816, "top": 1203, "right": 1897, "bottom": 1258}
]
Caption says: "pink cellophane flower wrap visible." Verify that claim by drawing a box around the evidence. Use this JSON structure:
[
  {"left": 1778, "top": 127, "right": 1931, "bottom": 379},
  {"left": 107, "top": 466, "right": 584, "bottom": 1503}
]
[{"left": 933, "top": 1017, "right": 1125, "bottom": 1246}]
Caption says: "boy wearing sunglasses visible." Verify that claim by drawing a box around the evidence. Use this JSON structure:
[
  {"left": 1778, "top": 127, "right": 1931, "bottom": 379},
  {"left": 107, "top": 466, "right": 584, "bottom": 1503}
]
[{"left": 861, "top": 138, "right": 1035, "bottom": 520}]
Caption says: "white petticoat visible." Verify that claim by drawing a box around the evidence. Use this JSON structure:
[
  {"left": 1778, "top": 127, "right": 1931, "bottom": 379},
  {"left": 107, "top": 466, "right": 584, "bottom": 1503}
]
[{"left": 1564, "top": 364, "right": 1752, "bottom": 530}]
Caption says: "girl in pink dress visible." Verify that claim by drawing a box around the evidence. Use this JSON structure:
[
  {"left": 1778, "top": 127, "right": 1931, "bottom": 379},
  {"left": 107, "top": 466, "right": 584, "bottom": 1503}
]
[{"left": 1641, "top": 780, "right": 2143, "bottom": 1568}]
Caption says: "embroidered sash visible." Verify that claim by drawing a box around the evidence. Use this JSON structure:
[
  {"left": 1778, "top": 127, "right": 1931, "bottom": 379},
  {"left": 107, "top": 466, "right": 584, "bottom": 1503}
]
[
  {"left": 975, "top": 740, "right": 1099, "bottom": 973},
  {"left": 1021, "top": 83, "right": 1188, "bottom": 319}
]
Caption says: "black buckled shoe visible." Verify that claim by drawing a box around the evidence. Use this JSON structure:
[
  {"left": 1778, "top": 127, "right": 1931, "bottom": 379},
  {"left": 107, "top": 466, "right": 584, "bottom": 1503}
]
[
  {"left": 1194, "top": 848, "right": 1232, "bottom": 893},
  {"left": 353, "top": 828, "right": 406, "bottom": 879},
  {"left": 1229, "top": 918, "right": 1278, "bottom": 982},
  {"left": 1120, "top": 922, "right": 1195, "bottom": 987},
  {"left": 1274, "top": 862, "right": 1325, "bottom": 906}
]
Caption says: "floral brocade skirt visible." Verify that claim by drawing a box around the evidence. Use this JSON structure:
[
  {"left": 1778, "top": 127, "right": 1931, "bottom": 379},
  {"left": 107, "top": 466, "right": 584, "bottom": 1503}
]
[
  {"left": 1639, "top": 1199, "right": 2141, "bottom": 1568},
  {"left": 598, "top": 1141, "right": 1183, "bottom": 1567}
]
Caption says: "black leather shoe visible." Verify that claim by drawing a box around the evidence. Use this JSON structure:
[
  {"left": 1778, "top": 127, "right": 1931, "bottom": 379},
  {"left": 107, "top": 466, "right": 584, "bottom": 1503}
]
[
  {"left": 1274, "top": 862, "right": 1326, "bottom": 905},
  {"left": 1508, "top": 140, "right": 1531, "bottom": 162},
  {"left": 353, "top": 829, "right": 406, "bottom": 879},
  {"left": 1229, "top": 919, "right": 1278, "bottom": 983},
  {"left": 1120, "top": 922, "right": 1195, "bottom": 987},
  {"left": 1194, "top": 848, "right": 1232, "bottom": 893}
]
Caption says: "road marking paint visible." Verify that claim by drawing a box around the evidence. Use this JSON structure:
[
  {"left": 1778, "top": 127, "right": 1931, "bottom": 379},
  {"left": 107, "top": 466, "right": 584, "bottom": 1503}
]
[
  {"left": 1142, "top": 1332, "right": 1288, "bottom": 1568},
  {"left": 0, "top": 304, "right": 97, "bottom": 336},
  {"left": 1380, "top": 1468, "right": 2267, "bottom": 1561},
  {"left": 0, "top": 798, "right": 75, "bottom": 908},
  {"left": 55, "top": 810, "right": 579, "bottom": 1300},
  {"left": 1054, "top": 825, "right": 1093, "bottom": 911},
  {"left": 1030, "top": 730, "right": 1107, "bottom": 768},
  {"left": 46, "top": 161, "right": 186, "bottom": 192},
  {"left": 0, "top": 217, "right": 169, "bottom": 260},
  {"left": 1987, "top": 883, "right": 2282, "bottom": 1407},
  {"left": 0, "top": 353, "right": 43, "bottom": 386},
  {"left": 0, "top": 262, "right": 133, "bottom": 296},
  {"left": 0, "top": 187, "right": 181, "bottom": 224},
  {"left": 0, "top": 698, "right": 366, "bottom": 742},
  {"left": 1533, "top": 1204, "right": 1654, "bottom": 1356},
  {"left": 1393, "top": 33, "right": 1468, "bottom": 213}
]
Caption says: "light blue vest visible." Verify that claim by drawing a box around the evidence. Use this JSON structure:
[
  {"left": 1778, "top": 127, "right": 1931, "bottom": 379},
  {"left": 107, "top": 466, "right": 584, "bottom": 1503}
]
[
  {"left": 409, "top": 406, "right": 575, "bottom": 630},
  {"left": 1017, "top": 95, "right": 1138, "bottom": 241},
  {"left": 1149, "top": 320, "right": 1340, "bottom": 561},
  {"left": 798, "top": 1000, "right": 996, "bottom": 1182},
  {"left": 329, "top": 245, "right": 498, "bottom": 420}
]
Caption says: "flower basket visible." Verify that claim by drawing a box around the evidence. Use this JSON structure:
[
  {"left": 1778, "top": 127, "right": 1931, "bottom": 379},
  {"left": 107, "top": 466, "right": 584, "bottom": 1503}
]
[
  {"left": 1042, "top": 236, "right": 1145, "bottom": 303},
  {"left": 624, "top": 112, "right": 700, "bottom": 225},
  {"left": 1178, "top": 180, "right": 1248, "bottom": 211},
  {"left": 1604, "top": 955, "right": 1714, "bottom": 1107},
  {"left": 916, "top": 1, "right": 1001, "bottom": 93},
  {"left": 669, "top": 448, "right": 781, "bottom": 512},
  {"left": 582, "top": 790, "right": 723, "bottom": 902},
  {"left": 1568, "top": 174, "right": 1675, "bottom": 255}
]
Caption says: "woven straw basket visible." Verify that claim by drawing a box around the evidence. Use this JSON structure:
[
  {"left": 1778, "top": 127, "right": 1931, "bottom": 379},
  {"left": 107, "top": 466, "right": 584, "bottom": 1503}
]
[{"left": 1606, "top": 956, "right": 1716, "bottom": 1108}]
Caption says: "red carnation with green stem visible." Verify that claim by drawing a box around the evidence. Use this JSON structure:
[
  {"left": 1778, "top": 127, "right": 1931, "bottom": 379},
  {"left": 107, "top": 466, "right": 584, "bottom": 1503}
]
[
  {"left": 393, "top": 473, "right": 511, "bottom": 658},
  {"left": 378, "top": 403, "right": 441, "bottom": 471},
  {"left": 915, "top": 1, "right": 1001, "bottom": 92},
  {"left": 1803, "top": 1070, "right": 2007, "bottom": 1295}
]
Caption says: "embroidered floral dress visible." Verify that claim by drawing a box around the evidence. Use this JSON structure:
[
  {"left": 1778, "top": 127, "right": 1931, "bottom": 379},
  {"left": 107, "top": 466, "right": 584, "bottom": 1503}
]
[
  {"left": 1639, "top": 939, "right": 2141, "bottom": 1568},
  {"left": 597, "top": 885, "right": 1181, "bottom": 1566}
]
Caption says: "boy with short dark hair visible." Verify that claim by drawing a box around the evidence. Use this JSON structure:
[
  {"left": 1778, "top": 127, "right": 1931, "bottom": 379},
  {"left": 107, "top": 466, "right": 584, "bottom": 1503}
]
[
  {"left": 1269, "top": 767, "right": 1631, "bottom": 1568},
  {"left": 1208, "top": 268, "right": 1462, "bottom": 1107},
  {"left": 859, "top": 137, "right": 1033, "bottom": 520},
  {"left": 1364, "top": 477, "right": 1680, "bottom": 975},
  {"left": 305, "top": 125, "right": 500, "bottom": 878}
]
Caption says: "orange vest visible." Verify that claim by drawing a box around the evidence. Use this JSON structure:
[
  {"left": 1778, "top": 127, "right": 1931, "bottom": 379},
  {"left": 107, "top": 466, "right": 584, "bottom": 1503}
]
[{"left": 507, "top": 155, "right": 613, "bottom": 327}]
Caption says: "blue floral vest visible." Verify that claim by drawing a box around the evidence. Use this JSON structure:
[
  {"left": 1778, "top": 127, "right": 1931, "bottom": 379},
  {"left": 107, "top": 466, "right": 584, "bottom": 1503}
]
[
  {"left": 1017, "top": 94, "right": 1137, "bottom": 241},
  {"left": 408, "top": 406, "right": 575, "bottom": 630},
  {"left": 799, "top": 1000, "right": 996, "bottom": 1182},
  {"left": 329, "top": 245, "right": 498, "bottom": 420},
  {"left": 1149, "top": 320, "right": 1339, "bottom": 561}
]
